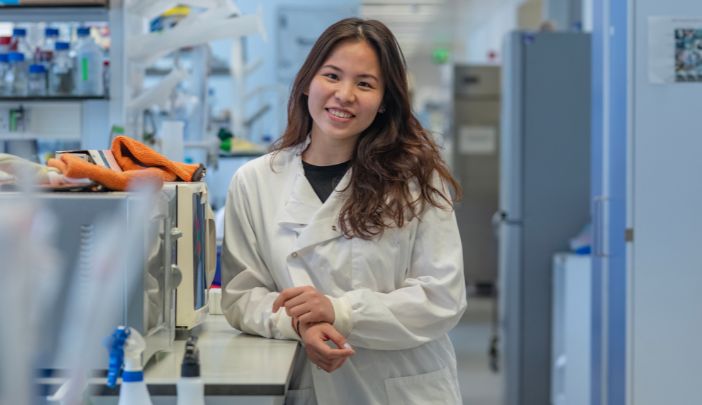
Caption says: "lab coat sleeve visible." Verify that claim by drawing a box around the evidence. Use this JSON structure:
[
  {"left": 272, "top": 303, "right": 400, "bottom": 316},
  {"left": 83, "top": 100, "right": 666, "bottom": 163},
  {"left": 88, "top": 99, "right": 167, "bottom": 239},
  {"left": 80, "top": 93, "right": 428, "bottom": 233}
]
[
  {"left": 331, "top": 193, "right": 467, "bottom": 350},
  {"left": 220, "top": 172, "right": 299, "bottom": 341}
]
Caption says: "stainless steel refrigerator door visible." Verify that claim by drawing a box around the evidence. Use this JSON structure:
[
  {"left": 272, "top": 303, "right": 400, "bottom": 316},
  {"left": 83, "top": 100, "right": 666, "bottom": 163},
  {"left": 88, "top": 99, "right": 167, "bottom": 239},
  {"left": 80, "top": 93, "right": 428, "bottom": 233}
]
[{"left": 452, "top": 65, "right": 500, "bottom": 286}]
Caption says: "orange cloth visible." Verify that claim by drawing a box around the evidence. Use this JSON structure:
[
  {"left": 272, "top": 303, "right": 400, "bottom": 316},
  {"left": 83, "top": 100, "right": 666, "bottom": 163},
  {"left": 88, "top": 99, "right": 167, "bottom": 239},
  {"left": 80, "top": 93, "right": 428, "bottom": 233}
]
[
  {"left": 111, "top": 135, "right": 204, "bottom": 182},
  {"left": 46, "top": 135, "right": 205, "bottom": 191},
  {"left": 47, "top": 154, "right": 164, "bottom": 191}
]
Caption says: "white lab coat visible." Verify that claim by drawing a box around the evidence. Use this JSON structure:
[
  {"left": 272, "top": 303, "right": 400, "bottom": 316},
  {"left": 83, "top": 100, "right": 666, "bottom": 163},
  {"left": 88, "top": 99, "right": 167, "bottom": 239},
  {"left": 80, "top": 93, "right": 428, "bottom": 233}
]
[{"left": 221, "top": 142, "right": 467, "bottom": 405}]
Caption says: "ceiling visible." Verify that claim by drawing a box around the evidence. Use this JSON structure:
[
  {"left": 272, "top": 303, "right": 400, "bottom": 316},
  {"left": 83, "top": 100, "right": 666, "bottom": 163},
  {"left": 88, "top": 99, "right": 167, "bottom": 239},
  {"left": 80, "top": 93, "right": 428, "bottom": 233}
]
[
  {"left": 360, "top": 0, "right": 520, "bottom": 57},
  {"left": 360, "top": 0, "right": 455, "bottom": 56}
]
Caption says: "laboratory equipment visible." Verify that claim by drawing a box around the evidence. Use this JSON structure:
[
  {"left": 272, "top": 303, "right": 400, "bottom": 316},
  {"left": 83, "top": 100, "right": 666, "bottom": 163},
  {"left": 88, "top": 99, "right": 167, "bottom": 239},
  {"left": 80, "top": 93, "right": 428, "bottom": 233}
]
[
  {"left": 0, "top": 36, "right": 10, "bottom": 53},
  {"left": 168, "top": 181, "right": 216, "bottom": 332},
  {"left": 6, "top": 52, "right": 28, "bottom": 96},
  {"left": 11, "top": 28, "right": 32, "bottom": 60},
  {"left": 41, "top": 27, "right": 60, "bottom": 53},
  {"left": 74, "top": 27, "right": 104, "bottom": 96},
  {"left": 106, "top": 326, "right": 154, "bottom": 405},
  {"left": 0, "top": 190, "right": 180, "bottom": 370},
  {"left": 49, "top": 41, "right": 73, "bottom": 96},
  {"left": 0, "top": 53, "right": 8, "bottom": 95},
  {"left": 496, "top": 31, "right": 591, "bottom": 405},
  {"left": 451, "top": 64, "right": 500, "bottom": 291},
  {"left": 177, "top": 336, "right": 205, "bottom": 405},
  {"left": 27, "top": 64, "right": 47, "bottom": 96}
]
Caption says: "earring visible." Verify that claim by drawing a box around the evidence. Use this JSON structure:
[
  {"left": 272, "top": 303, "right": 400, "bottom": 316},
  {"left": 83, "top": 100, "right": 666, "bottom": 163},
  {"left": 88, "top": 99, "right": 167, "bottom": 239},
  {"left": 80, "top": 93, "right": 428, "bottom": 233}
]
[{"left": 378, "top": 106, "right": 385, "bottom": 113}]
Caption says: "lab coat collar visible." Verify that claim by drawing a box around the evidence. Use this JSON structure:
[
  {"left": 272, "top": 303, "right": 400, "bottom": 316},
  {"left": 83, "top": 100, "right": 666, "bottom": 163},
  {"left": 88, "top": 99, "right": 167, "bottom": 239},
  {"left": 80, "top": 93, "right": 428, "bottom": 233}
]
[{"left": 276, "top": 149, "right": 350, "bottom": 251}]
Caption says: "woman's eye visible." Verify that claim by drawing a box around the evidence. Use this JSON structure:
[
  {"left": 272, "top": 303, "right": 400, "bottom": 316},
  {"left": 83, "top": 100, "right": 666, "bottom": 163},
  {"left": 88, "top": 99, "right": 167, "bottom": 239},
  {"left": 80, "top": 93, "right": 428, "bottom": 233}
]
[
  {"left": 323, "top": 73, "right": 339, "bottom": 80},
  {"left": 358, "top": 81, "right": 373, "bottom": 89}
]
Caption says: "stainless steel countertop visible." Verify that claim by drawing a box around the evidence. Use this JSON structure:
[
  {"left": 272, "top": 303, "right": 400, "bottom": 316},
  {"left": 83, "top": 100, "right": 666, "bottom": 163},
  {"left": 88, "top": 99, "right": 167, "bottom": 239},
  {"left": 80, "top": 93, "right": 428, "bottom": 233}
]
[
  {"left": 142, "top": 315, "right": 299, "bottom": 395},
  {"left": 39, "top": 315, "right": 300, "bottom": 397}
]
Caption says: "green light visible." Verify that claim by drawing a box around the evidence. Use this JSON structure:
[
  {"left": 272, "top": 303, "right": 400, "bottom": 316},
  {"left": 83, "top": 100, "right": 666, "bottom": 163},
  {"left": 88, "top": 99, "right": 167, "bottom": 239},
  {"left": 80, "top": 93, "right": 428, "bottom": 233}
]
[{"left": 432, "top": 47, "right": 450, "bottom": 64}]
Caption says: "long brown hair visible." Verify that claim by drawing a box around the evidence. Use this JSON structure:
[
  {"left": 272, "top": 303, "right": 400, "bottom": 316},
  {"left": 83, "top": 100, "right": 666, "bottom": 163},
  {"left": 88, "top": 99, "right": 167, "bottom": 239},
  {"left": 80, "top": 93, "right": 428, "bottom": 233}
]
[{"left": 271, "top": 18, "right": 461, "bottom": 239}]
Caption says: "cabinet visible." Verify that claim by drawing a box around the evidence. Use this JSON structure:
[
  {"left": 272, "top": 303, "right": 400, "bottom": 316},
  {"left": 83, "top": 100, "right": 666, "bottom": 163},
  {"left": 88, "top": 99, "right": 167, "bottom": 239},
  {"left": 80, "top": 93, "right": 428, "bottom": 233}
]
[{"left": 551, "top": 253, "right": 591, "bottom": 405}]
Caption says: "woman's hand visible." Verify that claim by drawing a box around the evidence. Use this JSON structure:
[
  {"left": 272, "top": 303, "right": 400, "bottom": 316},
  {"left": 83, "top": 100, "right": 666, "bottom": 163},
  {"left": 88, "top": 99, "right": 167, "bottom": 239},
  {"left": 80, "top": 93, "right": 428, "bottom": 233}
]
[
  {"left": 272, "top": 286, "right": 335, "bottom": 326},
  {"left": 300, "top": 322, "right": 354, "bottom": 373}
]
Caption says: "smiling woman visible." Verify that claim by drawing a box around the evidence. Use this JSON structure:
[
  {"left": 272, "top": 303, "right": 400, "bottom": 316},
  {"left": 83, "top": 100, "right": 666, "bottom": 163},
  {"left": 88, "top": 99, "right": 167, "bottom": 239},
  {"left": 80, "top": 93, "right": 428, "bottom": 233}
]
[
  {"left": 221, "top": 17, "right": 466, "bottom": 405},
  {"left": 304, "top": 39, "right": 384, "bottom": 165}
]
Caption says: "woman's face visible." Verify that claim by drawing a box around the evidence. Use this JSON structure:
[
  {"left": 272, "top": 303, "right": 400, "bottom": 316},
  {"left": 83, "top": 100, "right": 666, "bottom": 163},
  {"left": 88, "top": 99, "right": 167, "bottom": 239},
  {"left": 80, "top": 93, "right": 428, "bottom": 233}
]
[{"left": 306, "top": 39, "right": 385, "bottom": 148}]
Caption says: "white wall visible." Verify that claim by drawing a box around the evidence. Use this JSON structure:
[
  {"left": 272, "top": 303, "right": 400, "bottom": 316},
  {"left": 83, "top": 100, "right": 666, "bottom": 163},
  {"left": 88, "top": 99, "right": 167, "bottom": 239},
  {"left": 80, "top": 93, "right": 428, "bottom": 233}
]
[{"left": 454, "top": 0, "right": 523, "bottom": 64}]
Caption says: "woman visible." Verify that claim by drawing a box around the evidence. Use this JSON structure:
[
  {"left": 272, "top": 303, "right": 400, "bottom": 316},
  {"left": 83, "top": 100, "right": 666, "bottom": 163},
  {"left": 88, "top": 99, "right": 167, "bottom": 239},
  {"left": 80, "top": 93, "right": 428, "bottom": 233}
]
[{"left": 221, "top": 17, "right": 466, "bottom": 405}]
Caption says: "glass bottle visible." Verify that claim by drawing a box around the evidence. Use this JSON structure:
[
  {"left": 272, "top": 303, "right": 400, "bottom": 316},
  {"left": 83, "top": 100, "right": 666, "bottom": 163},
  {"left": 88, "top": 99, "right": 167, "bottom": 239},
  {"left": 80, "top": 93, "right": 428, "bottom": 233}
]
[
  {"left": 0, "top": 53, "right": 9, "bottom": 95},
  {"left": 11, "top": 28, "right": 33, "bottom": 61},
  {"left": 28, "top": 64, "right": 47, "bottom": 96},
  {"left": 6, "top": 52, "right": 28, "bottom": 96},
  {"left": 50, "top": 41, "right": 73, "bottom": 96}
]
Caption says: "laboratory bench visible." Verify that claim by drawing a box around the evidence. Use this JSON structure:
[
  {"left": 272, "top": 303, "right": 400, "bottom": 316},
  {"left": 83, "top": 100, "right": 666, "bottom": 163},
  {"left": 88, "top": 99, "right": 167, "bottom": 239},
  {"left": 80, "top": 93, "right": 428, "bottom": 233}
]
[{"left": 41, "top": 315, "right": 300, "bottom": 405}]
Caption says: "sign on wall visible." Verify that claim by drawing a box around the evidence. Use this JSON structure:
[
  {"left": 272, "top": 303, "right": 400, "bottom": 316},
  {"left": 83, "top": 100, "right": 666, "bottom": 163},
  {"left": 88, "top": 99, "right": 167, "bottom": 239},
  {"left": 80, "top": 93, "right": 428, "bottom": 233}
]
[{"left": 648, "top": 16, "right": 702, "bottom": 84}]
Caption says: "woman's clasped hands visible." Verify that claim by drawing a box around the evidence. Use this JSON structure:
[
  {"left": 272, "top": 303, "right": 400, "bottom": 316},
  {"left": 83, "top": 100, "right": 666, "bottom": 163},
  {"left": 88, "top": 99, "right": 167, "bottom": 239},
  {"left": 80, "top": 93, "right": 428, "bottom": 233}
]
[{"left": 272, "top": 286, "right": 354, "bottom": 372}]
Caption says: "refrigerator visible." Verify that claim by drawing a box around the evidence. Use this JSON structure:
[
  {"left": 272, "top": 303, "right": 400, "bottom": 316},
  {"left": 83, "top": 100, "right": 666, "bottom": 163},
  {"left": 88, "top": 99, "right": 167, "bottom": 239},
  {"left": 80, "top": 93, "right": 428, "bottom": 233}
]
[
  {"left": 452, "top": 64, "right": 500, "bottom": 291},
  {"left": 497, "top": 31, "right": 591, "bottom": 405}
]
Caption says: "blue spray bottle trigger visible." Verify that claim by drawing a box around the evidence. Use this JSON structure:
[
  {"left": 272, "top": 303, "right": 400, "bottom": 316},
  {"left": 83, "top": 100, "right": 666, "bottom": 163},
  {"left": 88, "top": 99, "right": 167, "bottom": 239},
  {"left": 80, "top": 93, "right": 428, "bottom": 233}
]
[{"left": 105, "top": 326, "right": 131, "bottom": 388}]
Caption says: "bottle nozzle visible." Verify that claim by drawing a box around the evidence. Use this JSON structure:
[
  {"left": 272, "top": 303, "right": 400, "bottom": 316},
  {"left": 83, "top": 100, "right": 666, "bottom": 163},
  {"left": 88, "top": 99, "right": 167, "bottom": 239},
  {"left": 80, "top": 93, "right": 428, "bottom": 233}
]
[
  {"left": 105, "top": 326, "right": 130, "bottom": 388},
  {"left": 181, "top": 336, "right": 201, "bottom": 378}
]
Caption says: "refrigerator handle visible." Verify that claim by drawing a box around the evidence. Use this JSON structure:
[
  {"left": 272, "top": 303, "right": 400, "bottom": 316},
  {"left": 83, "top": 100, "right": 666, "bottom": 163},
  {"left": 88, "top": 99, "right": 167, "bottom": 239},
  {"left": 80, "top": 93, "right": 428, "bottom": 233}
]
[
  {"left": 491, "top": 210, "right": 504, "bottom": 239},
  {"left": 592, "top": 196, "right": 609, "bottom": 257},
  {"left": 492, "top": 210, "right": 521, "bottom": 238}
]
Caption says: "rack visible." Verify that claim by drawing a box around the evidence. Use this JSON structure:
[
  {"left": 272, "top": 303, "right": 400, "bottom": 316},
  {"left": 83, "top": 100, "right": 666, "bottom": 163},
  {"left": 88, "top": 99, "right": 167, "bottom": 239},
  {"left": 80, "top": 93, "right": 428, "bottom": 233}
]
[{"left": 0, "top": 1, "right": 118, "bottom": 151}]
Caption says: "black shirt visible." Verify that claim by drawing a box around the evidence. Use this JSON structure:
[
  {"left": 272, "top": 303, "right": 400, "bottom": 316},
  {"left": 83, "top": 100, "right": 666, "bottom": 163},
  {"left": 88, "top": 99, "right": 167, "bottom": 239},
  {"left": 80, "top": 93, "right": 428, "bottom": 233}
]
[{"left": 302, "top": 160, "right": 350, "bottom": 203}]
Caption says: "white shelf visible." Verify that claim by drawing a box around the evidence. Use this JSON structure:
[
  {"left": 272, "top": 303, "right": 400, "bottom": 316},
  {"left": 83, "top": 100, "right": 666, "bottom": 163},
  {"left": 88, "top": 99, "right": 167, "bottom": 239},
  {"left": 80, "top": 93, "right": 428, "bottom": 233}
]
[
  {"left": 0, "top": 6, "right": 108, "bottom": 22},
  {"left": 0, "top": 132, "right": 80, "bottom": 141}
]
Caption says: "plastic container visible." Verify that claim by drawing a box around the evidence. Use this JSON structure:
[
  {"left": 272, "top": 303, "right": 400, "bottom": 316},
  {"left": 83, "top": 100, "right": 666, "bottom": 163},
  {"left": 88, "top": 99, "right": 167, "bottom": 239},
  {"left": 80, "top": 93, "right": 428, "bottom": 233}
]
[
  {"left": 73, "top": 27, "right": 104, "bottom": 96},
  {"left": 6, "top": 52, "right": 28, "bottom": 96},
  {"left": 50, "top": 41, "right": 73, "bottom": 96},
  {"left": 28, "top": 64, "right": 47, "bottom": 96},
  {"left": 177, "top": 336, "right": 205, "bottom": 405},
  {"left": 105, "top": 326, "right": 153, "bottom": 405}
]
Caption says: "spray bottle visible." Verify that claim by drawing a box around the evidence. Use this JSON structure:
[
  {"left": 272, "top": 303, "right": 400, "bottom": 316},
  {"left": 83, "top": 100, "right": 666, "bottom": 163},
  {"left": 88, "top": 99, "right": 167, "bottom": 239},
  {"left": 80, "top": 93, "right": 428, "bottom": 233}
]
[
  {"left": 177, "top": 336, "right": 205, "bottom": 405},
  {"left": 105, "top": 326, "right": 153, "bottom": 405}
]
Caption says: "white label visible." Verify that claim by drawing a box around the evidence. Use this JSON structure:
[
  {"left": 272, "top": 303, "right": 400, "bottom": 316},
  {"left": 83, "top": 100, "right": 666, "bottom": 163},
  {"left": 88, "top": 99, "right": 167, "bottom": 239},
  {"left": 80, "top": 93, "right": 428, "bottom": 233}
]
[{"left": 459, "top": 126, "right": 497, "bottom": 155}]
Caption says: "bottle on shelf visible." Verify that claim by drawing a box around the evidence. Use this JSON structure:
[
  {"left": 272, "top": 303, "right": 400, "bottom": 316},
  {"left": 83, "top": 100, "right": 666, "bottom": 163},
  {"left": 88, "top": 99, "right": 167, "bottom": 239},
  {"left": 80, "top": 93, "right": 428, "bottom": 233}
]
[
  {"left": 50, "top": 41, "right": 74, "bottom": 96},
  {"left": 35, "top": 27, "right": 59, "bottom": 67},
  {"left": 28, "top": 64, "right": 47, "bottom": 96},
  {"left": 0, "top": 53, "right": 8, "bottom": 95},
  {"left": 73, "top": 27, "right": 104, "bottom": 96},
  {"left": 11, "top": 28, "right": 33, "bottom": 61},
  {"left": 6, "top": 52, "right": 28, "bottom": 96},
  {"left": 0, "top": 37, "right": 11, "bottom": 54},
  {"left": 42, "top": 27, "right": 60, "bottom": 53}
]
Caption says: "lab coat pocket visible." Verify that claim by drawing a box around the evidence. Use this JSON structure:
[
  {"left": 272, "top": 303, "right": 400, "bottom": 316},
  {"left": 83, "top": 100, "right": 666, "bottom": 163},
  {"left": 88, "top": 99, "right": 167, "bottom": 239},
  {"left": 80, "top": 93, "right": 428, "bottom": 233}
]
[
  {"left": 284, "top": 387, "right": 316, "bottom": 405},
  {"left": 351, "top": 228, "right": 407, "bottom": 291},
  {"left": 384, "top": 366, "right": 460, "bottom": 405}
]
